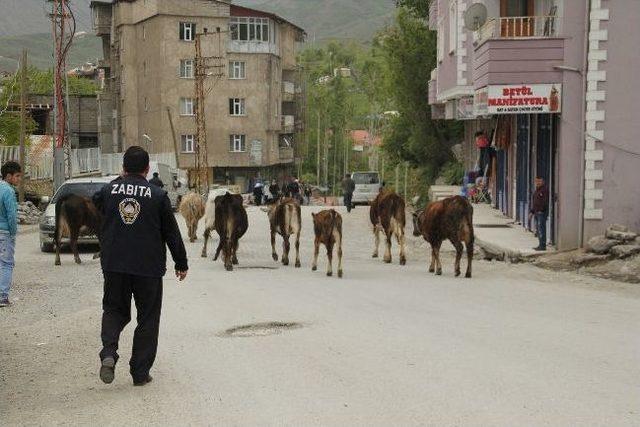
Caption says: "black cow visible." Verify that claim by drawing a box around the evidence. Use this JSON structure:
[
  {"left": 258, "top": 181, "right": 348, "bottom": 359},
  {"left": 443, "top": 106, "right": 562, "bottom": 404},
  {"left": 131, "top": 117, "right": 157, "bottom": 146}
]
[
  {"left": 212, "top": 192, "right": 248, "bottom": 271},
  {"left": 54, "top": 194, "right": 102, "bottom": 265}
]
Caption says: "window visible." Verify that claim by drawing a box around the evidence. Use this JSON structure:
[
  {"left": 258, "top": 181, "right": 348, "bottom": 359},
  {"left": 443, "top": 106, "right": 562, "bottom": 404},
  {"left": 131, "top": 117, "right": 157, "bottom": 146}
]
[
  {"left": 181, "top": 135, "right": 195, "bottom": 153},
  {"left": 229, "top": 17, "right": 269, "bottom": 42},
  {"left": 229, "top": 61, "right": 246, "bottom": 79},
  {"left": 229, "top": 134, "right": 246, "bottom": 152},
  {"left": 180, "top": 22, "right": 196, "bottom": 41},
  {"left": 449, "top": 1, "right": 457, "bottom": 54},
  {"left": 229, "top": 98, "right": 246, "bottom": 116},
  {"left": 180, "top": 97, "right": 195, "bottom": 116},
  {"left": 180, "top": 59, "right": 194, "bottom": 78}
]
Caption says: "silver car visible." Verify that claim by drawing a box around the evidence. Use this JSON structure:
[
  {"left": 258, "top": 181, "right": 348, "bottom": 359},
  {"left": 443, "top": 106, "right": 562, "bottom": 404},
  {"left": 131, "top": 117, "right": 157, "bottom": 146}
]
[
  {"left": 39, "top": 176, "right": 118, "bottom": 252},
  {"left": 351, "top": 172, "right": 382, "bottom": 205}
]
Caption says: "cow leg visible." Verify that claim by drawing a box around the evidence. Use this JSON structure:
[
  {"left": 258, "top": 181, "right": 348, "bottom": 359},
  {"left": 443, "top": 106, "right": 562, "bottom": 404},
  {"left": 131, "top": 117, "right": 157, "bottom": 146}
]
[
  {"left": 372, "top": 225, "right": 380, "bottom": 258},
  {"left": 312, "top": 239, "right": 320, "bottom": 271},
  {"left": 282, "top": 236, "right": 290, "bottom": 266},
  {"left": 429, "top": 246, "right": 436, "bottom": 273},
  {"left": 383, "top": 231, "right": 392, "bottom": 264},
  {"left": 70, "top": 230, "right": 81, "bottom": 264},
  {"left": 271, "top": 231, "right": 278, "bottom": 262},
  {"left": 326, "top": 242, "right": 334, "bottom": 277},
  {"left": 465, "top": 237, "right": 474, "bottom": 279},
  {"left": 224, "top": 241, "right": 233, "bottom": 271},
  {"left": 294, "top": 231, "right": 301, "bottom": 268},
  {"left": 213, "top": 239, "right": 224, "bottom": 261},
  {"left": 434, "top": 241, "right": 443, "bottom": 275},
  {"left": 336, "top": 233, "right": 343, "bottom": 278},
  {"left": 232, "top": 241, "right": 239, "bottom": 265},
  {"left": 397, "top": 227, "right": 407, "bottom": 266},
  {"left": 452, "top": 239, "right": 464, "bottom": 277},
  {"left": 201, "top": 227, "right": 211, "bottom": 258},
  {"left": 189, "top": 224, "right": 196, "bottom": 243},
  {"left": 54, "top": 239, "right": 62, "bottom": 266}
]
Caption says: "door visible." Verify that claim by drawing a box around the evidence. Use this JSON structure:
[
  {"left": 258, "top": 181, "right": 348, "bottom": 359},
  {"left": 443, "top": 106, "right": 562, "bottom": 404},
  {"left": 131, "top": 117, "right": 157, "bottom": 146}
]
[
  {"left": 536, "top": 114, "right": 555, "bottom": 245},
  {"left": 500, "top": 0, "right": 535, "bottom": 37},
  {"left": 516, "top": 114, "right": 531, "bottom": 225}
]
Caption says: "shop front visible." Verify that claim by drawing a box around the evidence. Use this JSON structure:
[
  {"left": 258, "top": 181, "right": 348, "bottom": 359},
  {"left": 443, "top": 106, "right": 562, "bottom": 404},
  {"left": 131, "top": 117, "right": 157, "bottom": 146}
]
[{"left": 468, "top": 83, "right": 561, "bottom": 247}]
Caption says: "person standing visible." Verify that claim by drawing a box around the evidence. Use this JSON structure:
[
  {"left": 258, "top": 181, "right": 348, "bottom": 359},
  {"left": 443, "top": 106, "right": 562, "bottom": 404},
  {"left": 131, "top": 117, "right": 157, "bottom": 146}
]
[
  {"left": 288, "top": 178, "right": 301, "bottom": 203},
  {"left": 0, "top": 162, "right": 21, "bottom": 307},
  {"left": 475, "top": 131, "right": 490, "bottom": 176},
  {"left": 268, "top": 180, "right": 280, "bottom": 202},
  {"left": 149, "top": 172, "right": 164, "bottom": 188},
  {"left": 530, "top": 177, "right": 549, "bottom": 251},
  {"left": 94, "top": 146, "right": 188, "bottom": 386},
  {"left": 253, "top": 181, "right": 265, "bottom": 206},
  {"left": 341, "top": 174, "right": 355, "bottom": 213}
]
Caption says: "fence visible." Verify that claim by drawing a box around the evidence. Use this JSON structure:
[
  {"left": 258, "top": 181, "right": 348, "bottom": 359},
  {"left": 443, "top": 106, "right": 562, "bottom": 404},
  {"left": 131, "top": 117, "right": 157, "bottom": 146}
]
[{"left": 0, "top": 145, "right": 177, "bottom": 180}]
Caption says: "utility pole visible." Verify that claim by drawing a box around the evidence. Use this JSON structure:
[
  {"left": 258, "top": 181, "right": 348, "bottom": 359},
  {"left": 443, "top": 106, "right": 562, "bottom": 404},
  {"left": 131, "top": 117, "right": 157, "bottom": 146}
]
[
  {"left": 18, "top": 49, "right": 27, "bottom": 203},
  {"left": 50, "top": 0, "right": 72, "bottom": 191},
  {"left": 316, "top": 111, "right": 320, "bottom": 185},
  {"left": 194, "top": 29, "right": 225, "bottom": 194}
]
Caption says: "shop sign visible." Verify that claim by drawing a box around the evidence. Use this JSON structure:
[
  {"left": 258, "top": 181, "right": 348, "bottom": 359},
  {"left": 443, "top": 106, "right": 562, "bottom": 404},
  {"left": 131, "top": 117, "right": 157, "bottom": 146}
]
[
  {"left": 486, "top": 84, "right": 561, "bottom": 114},
  {"left": 456, "top": 96, "right": 475, "bottom": 120}
]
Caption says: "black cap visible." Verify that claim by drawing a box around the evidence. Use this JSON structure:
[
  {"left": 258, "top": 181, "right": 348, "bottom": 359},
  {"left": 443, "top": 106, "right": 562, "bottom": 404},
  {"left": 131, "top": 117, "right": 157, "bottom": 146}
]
[{"left": 123, "top": 146, "right": 149, "bottom": 174}]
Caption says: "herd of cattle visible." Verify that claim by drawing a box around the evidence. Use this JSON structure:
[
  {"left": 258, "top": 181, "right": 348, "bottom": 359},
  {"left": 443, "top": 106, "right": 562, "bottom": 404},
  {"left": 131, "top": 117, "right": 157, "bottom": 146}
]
[{"left": 52, "top": 187, "right": 475, "bottom": 279}]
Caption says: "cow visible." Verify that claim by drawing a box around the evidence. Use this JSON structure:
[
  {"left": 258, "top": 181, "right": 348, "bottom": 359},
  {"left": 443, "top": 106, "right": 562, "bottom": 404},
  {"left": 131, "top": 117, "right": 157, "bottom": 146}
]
[
  {"left": 210, "top": 192, "right": 248, "bottom": 271},
  {"left": 262, "top": 197, "right": 302, "bottom": 268},
  {"left": 54, "top": 194, "right": 102, "bottom": 266},
  {"left": 179, "top": 192, "right": 205, "bottom": 243},
  {"left": 369, "top": 190, "right": 407, "bottom": 265},
  {"left": 311, "top": 209, "right": 343, "bottom": 278},
  {"left": 412, "top": 195, "right": 474, "bottom": 278},
  {"left": 201, "top": 188, "right": 235, "bottom": 258}
]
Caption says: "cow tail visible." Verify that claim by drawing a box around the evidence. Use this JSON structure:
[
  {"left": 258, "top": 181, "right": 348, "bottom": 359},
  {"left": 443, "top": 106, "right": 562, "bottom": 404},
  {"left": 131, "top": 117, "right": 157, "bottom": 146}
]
[{"left": 54, "top": 196, "right": 65, "bottom": 250}]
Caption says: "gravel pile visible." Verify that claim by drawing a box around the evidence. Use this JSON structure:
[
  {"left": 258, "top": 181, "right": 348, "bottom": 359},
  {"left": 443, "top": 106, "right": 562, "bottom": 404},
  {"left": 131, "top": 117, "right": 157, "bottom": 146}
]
[{"left": 18, "top": 201, "right": 43, "bottom": 225}]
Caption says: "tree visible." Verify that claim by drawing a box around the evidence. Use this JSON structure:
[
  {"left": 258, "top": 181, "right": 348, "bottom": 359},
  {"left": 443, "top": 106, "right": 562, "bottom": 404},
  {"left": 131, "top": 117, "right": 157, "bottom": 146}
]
[{"left": 378, "top": 7, "right": 462, "bottom": 186}]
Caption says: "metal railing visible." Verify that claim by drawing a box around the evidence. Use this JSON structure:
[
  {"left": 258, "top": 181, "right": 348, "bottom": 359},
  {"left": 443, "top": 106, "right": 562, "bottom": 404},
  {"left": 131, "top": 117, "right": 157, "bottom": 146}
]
[{"left": 477, "top": 15, "right": 560, "bottom": 42}]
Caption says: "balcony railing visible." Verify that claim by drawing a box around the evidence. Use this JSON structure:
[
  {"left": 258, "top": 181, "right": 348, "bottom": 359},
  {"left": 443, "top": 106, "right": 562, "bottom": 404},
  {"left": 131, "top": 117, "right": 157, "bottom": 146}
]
[
  {"left": 476, "top": 15, "right": 560, "bottom": 43},
  {"left": 281, "top": 115, "right": 295, "bottom": 133}
]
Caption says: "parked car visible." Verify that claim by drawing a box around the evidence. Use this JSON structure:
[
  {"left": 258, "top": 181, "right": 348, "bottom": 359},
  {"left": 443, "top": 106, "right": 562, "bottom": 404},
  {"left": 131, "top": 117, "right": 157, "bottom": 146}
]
[
  {"left": 39, "top": 176, "right": 118, "bottom": 253},
  {"left": 351, "top": 171, "right": 382, "bottom": 205}
]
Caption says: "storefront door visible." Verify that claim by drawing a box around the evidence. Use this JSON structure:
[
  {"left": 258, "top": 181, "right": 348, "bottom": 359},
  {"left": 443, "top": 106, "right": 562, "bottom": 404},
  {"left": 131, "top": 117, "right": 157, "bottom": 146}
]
[
  {"left": 516, "top": 114, "right": 532, "bottom": 225},
  {"left": 535, "top": 114, "right": 557, "bottom": 245}
]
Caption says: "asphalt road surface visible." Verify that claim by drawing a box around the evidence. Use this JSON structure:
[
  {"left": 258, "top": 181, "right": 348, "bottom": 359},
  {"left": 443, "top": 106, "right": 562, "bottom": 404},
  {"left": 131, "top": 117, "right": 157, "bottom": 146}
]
[{"left": 1, "top": 205, "right": 639, "bottom": 426}]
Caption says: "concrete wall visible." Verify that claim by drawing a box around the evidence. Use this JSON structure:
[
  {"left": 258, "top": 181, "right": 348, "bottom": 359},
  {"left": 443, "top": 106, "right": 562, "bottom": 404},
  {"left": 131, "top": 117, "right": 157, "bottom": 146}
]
[{"left": 584, "top": 0, "right": 640, "bottom": 236}]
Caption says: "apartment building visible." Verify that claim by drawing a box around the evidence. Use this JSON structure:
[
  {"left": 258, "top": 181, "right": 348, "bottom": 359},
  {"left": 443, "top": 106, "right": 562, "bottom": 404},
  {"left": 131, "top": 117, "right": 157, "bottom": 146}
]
[
  {"left": 90, "top": 0, "right": 305, "bottom": 188},
  {"left": 428, "top": 0, "right": 640, "bottom": 250}
]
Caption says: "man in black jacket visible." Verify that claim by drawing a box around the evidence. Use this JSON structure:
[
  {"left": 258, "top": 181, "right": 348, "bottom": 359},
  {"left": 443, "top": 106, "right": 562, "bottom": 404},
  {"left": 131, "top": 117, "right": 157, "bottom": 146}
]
[
  {"left": 94, "top": 146, "right": 188, "bottom": 386},
  {"left": 530, "top": 177, "right": 549, "bottom": 251}
]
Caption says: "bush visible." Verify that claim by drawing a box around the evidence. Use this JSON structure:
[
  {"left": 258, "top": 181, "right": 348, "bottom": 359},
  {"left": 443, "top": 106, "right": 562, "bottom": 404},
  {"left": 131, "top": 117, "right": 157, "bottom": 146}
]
[{"left": 441, "top": 161, "right": 465, "bottom": 185}]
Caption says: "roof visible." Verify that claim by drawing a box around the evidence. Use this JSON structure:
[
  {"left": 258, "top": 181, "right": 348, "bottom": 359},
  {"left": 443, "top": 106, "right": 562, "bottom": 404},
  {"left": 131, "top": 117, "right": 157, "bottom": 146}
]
[
  {"left": 230, "top": 4, "right": 306, "bottom": 35},
  {"left": 350, "top": 130, "right": 382, "bottom": 147}
]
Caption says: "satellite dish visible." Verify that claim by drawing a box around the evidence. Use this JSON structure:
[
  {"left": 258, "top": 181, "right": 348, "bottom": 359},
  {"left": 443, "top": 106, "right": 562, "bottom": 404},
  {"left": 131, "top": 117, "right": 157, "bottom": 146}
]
[{"left": 464, "top": 3, "right": 488, "bottom": 31}]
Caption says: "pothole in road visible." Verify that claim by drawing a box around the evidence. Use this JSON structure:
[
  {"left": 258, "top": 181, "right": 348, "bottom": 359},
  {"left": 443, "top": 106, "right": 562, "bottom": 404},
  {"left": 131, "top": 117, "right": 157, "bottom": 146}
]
[{"left": 220, "top": 322, "right": 304, "bottom": 338}]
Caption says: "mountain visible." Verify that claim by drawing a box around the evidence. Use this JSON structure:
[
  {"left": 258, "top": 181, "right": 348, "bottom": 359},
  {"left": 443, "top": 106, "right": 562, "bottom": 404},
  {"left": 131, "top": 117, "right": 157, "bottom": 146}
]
[
  {"left": 237, "top": 0, "right": 396, "bottom": 42},
  {"left": 0, "top": 0, "right": 396, "bottom": 72}
]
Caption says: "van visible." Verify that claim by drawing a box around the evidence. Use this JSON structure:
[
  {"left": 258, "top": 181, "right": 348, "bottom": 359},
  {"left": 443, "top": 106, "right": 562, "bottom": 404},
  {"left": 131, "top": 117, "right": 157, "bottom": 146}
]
[{"left": 351, "top": 171, "right": 382, "bottom": 205}]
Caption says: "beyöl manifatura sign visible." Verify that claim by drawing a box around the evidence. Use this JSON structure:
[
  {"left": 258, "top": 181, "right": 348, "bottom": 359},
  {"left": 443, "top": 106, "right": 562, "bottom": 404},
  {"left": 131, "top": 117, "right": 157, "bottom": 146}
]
[{"left": 485, "top": 84, "right": 561, "bottom": 114}]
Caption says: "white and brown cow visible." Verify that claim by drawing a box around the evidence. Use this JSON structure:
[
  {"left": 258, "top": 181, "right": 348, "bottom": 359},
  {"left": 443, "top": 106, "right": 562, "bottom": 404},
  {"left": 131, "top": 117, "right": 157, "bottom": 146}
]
[
  {"left": 311, "top": 209, "right": 343, "bottom": 278},
  {"left": 369, "top": 190, "right": 407, "bottom": 265},
  {"left": 179, "top": 192, "right": 205, "bottom": 243},
  {"left": 262, "top": 197, "right": 301, "bottom": 268}
]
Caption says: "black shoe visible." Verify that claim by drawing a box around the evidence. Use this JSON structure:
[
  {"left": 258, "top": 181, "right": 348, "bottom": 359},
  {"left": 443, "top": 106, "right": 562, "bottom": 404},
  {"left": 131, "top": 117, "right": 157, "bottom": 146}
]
[
  {"left": 0, "top": 297, "right": 11, "bottom": 307},
  {"left": 100, "top": 357, "right": 115, "bottom": 384},
  {"left": 533, "top": 246, "right": 547, "bottom": 251},
  {"left": 133, "top": 375, "right": 153, "bottom": 387}
]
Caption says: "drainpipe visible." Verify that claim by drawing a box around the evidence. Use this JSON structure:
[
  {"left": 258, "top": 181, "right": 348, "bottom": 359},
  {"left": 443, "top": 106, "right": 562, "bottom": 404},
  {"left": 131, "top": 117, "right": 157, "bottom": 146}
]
[{"left": 578, "top": 0, "right": 591, "bottom": 248}]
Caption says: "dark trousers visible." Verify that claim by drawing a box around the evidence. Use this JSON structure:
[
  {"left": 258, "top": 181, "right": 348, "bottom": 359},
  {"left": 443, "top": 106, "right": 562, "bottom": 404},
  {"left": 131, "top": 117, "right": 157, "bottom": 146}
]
[
  {"left": 479, "top": 147, "right": 490, "bottom": 175},
  {"left": 535, "top": 212, "right": 547, "bottom": 249},
  {"left": 344, "top": 193, "right": 353, "bottom": 212},
  {"left": 100, "top": 272, "right": 163, "bottom": 382}
]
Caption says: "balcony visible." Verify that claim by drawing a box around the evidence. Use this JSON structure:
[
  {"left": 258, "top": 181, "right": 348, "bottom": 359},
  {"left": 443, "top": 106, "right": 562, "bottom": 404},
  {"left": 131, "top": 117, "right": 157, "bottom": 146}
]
[
  {"left": 279, "top": 146, "right": 294, "bottom": 162},
  {"left": 281, "top": 115, "right": 295, "bottom": 134},
  {"left": 473, "top": 15, "right": 564, "bottom": 89},
  {"left": 282, "top": 81, "right": 295, "bottom": 102}
]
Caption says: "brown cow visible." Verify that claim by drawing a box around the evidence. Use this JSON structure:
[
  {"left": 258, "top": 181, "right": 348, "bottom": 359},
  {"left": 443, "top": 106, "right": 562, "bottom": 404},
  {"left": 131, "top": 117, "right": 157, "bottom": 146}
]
[
  {"left": 54, "top": 194, "right": 102, "bottom": 265},
  {"left": 311, "top": 209, "right": 343, "bottom": 278},
  {"left": 370, "top": 190, "right": 407, "bottom": 265},
  {"left": 212, "top": 192, "right": 248, "bottom": 271},
  {"left": 262, "top": 197, "right": 301, "bottom": 267},
  {"left": 179, "top": 192, "right": 205, "bottom": 242},
  {"left": 412, "top": 195, "right": 474, "bottom": 278}
]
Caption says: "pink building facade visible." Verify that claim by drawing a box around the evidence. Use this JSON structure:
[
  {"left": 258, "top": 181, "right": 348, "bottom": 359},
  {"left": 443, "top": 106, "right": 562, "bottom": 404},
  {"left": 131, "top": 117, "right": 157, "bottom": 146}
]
[{"left": 429, "top": 0, "right": 640, "bottom": 250}]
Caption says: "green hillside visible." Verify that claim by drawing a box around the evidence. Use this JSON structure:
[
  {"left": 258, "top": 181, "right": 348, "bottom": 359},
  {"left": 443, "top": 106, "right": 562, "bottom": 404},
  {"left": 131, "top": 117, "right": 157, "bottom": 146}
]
[{"left": 0, "top": 33, "right": 102, "bottom": 73}]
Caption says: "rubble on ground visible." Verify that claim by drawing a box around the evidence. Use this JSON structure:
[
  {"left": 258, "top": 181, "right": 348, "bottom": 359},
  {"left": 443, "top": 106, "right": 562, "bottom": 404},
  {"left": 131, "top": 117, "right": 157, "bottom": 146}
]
[
  {"left": 17, "top": 201, "right": 43, "bottom": 225},
  {"left": 534, "top": 224, "right": 640, "bottom": 284}
]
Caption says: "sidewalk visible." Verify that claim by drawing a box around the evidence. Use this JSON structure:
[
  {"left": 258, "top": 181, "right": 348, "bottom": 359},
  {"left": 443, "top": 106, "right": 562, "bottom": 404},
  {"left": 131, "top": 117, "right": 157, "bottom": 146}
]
[{"left": 472, "top": 203, "right": 553, "bottom": 263}]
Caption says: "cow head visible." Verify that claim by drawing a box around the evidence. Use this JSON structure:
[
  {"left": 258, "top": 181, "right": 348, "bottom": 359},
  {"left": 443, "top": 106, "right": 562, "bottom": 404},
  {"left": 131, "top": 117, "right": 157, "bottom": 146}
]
[{"left": 412, "top": 211, "right": 422, "bottom": 237}]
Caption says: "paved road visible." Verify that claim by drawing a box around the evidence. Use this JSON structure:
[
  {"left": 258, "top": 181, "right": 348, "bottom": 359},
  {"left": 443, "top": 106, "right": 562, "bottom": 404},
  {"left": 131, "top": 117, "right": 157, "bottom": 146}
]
[{"left": 1, "top": 206, "right": 639, "bottom": 426}]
